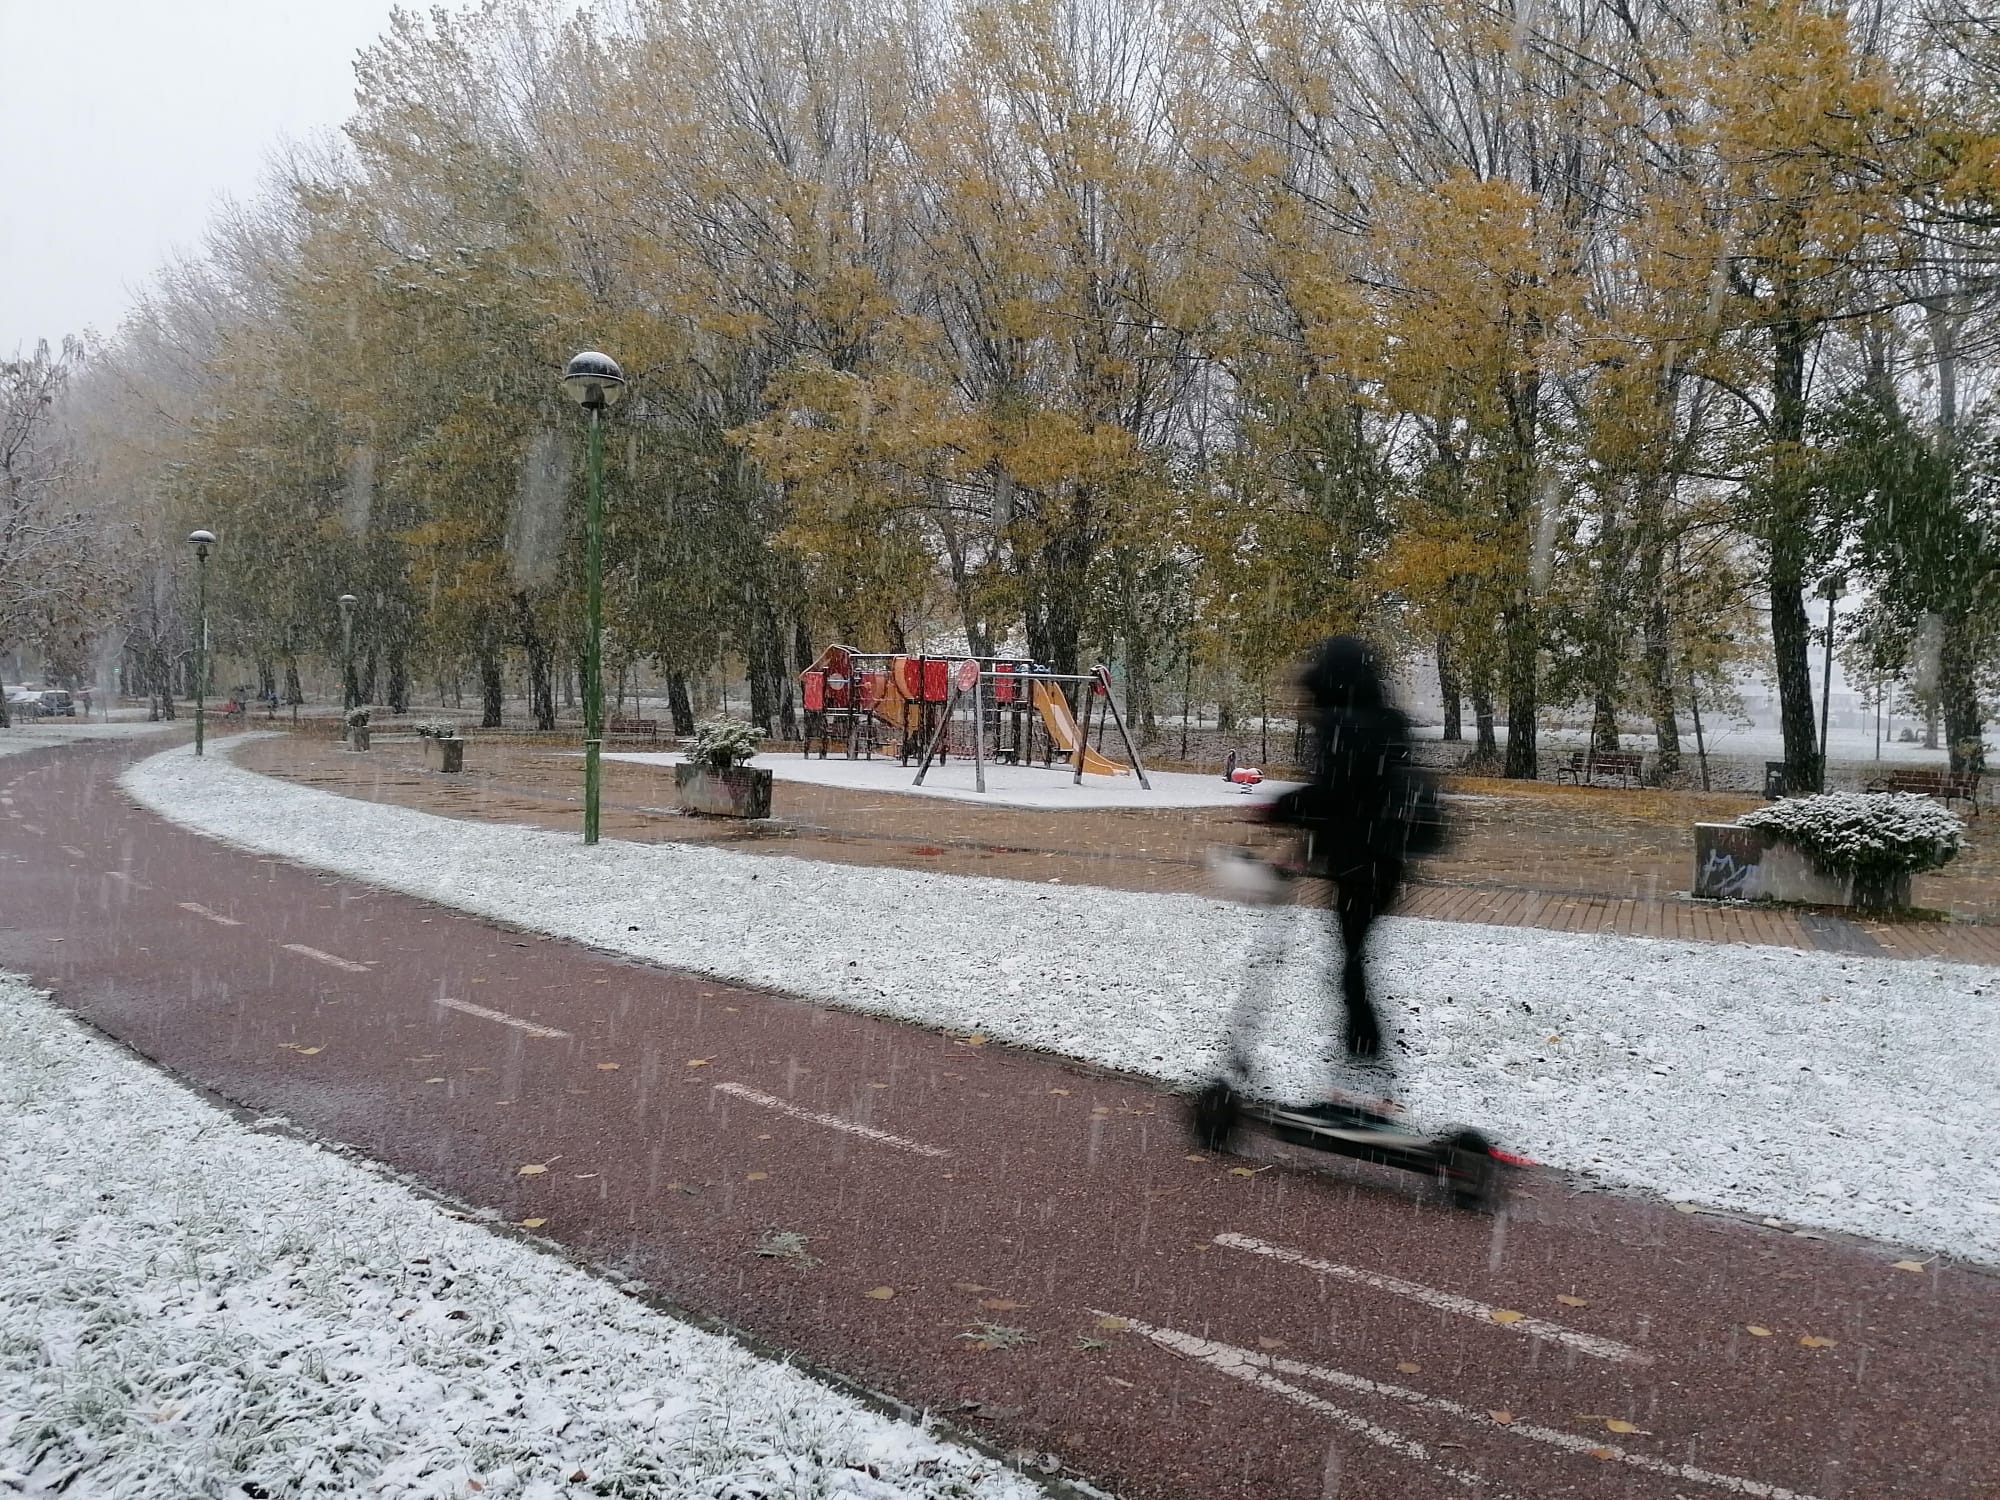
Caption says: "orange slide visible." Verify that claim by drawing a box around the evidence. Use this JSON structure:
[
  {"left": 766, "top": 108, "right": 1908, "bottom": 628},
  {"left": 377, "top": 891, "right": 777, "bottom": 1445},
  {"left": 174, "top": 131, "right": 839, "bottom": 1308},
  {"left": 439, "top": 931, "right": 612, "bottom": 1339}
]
[{"left": 1029, "top": 680, "right": 1128, "bottom": 775}]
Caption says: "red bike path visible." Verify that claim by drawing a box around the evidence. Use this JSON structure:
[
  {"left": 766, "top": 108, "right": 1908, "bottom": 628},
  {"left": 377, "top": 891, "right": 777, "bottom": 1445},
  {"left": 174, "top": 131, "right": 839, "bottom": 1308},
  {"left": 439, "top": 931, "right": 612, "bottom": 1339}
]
[{"left": 2, "top": 738, "right": 1996, "bottom": 1500}]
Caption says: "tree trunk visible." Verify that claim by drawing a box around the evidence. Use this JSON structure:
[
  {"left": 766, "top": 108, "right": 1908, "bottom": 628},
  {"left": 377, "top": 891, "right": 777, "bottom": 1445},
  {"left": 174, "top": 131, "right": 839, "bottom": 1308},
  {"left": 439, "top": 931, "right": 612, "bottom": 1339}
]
[
  {"left": 1437, "top": 635, "right": 1462, "bottom": 742},
  {"left": 479, "top": 650, "right": 504, "bottom": 728},
  {"left": 360, "top": 650, "right": 379, "bottom": 707},
  {"left": 1502, "top": 596, "right": 1538, "bottom": 778},
  {"left": 1768, "top": 312, "right": 1823, "bottom": 792},
  {"left": 387, "top": 644, "right": 409, "bottom": 714},
  {"left": 515, "top": 593, "right": 555, "bottom": 730},
  {"left": 1473, "top": 680, "right": 1497, "bottom": 754},
  {"left": 283, "top": 658, "right": 303, "bottom": 707},
  {"left": 1941, "top": 606, "right": 1985, "bottom": 774},
  {"left": 667, "top": 672, "right": 695, "bottom": 735},
  {"left": 255, "top": 657, "right": 276, "bottom": 702}
]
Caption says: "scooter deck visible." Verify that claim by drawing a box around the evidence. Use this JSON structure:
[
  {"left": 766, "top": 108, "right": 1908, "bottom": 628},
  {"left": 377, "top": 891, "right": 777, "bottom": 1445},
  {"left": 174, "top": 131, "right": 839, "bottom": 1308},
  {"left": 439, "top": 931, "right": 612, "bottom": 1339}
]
[{"left": 1241, "top": 1099, "right": 1443, "bottom": 1174}]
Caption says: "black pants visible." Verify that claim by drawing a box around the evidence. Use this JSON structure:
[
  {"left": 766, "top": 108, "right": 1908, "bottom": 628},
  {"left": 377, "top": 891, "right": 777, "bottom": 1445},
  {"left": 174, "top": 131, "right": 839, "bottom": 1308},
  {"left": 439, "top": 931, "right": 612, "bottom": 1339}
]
[{"left": 1332, "top": 862, "right": 1401, "bottom": 1070}]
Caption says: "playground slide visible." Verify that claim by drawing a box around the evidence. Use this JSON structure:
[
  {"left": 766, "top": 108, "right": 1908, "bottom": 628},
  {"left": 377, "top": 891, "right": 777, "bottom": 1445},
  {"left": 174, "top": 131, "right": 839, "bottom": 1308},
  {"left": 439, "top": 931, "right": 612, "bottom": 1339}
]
[{"left": 1029, "top": 681, "right": 1128, "bottom": 775}]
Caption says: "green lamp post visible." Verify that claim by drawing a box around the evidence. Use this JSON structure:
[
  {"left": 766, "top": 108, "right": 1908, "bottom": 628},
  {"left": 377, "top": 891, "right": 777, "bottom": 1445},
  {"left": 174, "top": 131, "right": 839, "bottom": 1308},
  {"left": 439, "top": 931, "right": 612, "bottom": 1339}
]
[
  {"left": 562, "top": 351, "right": 626, "bottom": 845},
  {"left": 188, "top": 530, "right": 216, "bottom": 756}
]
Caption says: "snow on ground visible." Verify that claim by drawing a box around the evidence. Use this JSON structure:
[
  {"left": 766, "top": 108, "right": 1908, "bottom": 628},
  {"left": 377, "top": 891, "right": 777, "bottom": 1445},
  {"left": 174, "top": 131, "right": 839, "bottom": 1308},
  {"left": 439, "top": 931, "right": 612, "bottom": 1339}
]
[
  {"left": 605, "top": 750, "right": 1298, "bottom": 810},
  {"left": 123, "top": 742, "right": 2000, "bottom": 1263},
  {"left": 0, "top": 972, "right": 1047, "bottom": 1500},
  {"left": 0, "top": 719, "right": 176, "bottom": 759}
]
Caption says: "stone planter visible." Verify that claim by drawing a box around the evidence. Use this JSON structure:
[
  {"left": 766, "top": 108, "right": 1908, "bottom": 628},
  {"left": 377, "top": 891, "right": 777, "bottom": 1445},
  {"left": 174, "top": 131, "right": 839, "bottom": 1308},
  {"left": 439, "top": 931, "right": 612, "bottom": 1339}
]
[
  {"left": 1693, "top": 823, "right": 1911, "bottom": 911},
  {"left": 674, "top": 762, "right": 773, "bottom": 819},
  {"left": 346, "top": 726, "right": 371, "bottom": 752},
  {"left": 424, "top": 737, "right": 464, "bottom": 773}
]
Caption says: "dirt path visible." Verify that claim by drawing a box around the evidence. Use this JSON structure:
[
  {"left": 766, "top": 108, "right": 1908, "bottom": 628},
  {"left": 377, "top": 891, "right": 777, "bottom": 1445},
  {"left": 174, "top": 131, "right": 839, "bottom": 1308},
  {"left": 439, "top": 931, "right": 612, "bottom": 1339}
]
[{"left": 3, "top": 737, "right": 1995, "bottom": 1499}]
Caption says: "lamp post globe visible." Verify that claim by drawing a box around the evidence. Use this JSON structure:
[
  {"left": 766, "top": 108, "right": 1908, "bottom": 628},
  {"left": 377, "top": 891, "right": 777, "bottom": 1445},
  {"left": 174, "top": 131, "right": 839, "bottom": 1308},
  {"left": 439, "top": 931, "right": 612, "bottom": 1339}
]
[
  {"left": 563, "top": 351, "right": 623, "bottom": 844},
  {"left": 562, "top": 351, "right": 626, "bottom": 411},
  {"left": 187, "top": 530, "right": 216, "bottom": 754}
]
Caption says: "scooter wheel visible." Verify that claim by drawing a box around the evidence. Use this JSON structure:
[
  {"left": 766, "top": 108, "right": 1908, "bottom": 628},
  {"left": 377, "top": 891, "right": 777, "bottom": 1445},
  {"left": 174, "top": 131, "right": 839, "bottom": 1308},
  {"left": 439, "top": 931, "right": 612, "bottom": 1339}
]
[
  {"left": 1438, "top": 1127, "right": 1503, "bottom": 1213},
  {"left": 1190, "top": 1079, "right": 1242, "bottom": 1154}
]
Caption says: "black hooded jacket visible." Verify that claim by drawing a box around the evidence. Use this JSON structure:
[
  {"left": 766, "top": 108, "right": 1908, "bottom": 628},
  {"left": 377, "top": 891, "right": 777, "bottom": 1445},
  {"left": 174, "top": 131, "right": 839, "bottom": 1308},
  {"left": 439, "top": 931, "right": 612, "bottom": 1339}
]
[{"left": 1270, "top": 637, "right": 1419, "bottom": 875}]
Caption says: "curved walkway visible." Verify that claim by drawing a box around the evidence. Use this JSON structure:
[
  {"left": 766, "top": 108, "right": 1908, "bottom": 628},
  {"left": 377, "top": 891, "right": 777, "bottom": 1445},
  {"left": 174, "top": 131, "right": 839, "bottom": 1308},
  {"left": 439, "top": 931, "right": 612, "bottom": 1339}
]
[{"left": 4, "top": 737, "right": 1997, "bottom": 1500}]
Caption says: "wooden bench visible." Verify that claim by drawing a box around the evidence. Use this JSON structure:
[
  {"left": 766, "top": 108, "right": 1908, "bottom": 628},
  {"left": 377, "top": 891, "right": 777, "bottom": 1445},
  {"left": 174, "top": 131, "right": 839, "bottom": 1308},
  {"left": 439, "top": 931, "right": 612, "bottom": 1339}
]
[
  {"left": 605, "top": 717, "right": 661, "bottom": 745},
  {"left": 1554, "top": 749, "right": 1645, "bottom": 788},
  {"left": 1867, "top": 766, "right": 1981, "bottom": 816}
]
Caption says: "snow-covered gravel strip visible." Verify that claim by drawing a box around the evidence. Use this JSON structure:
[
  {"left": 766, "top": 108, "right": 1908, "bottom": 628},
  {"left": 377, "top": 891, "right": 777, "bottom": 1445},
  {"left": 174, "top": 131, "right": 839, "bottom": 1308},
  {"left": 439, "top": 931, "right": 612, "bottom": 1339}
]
[
  {"left": 123, "top": 742, "right": 2000, "bottom": 1263},
  {"left": 0, "top": 720, "right": 176, "bottom": 759},
  {"left": 0, "top": 972, "right": 1049, "bottom": 1500}
]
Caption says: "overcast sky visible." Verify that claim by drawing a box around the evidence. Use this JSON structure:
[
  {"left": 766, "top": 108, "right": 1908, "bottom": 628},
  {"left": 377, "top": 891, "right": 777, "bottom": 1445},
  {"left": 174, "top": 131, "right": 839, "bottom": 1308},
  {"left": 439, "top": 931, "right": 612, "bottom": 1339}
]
[{"left": 0, "top": 0, "right": 407, "bottom": 356}]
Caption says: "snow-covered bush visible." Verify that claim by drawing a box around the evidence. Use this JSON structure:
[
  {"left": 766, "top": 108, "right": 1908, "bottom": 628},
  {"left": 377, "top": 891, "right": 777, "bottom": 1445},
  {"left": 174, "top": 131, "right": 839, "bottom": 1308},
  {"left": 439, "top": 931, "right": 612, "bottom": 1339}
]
[
  {"left": 1738, "top": 792, "right": 1964, "bottom": 875},
  {"left": 689, "top": 716, "right": 762, "bottom": 771},
  {"left": 344, "top": 707, "right": 371, "bottom": 729},
  {"left": 413, "top": 718, "right": 458, "bottom": 740}
]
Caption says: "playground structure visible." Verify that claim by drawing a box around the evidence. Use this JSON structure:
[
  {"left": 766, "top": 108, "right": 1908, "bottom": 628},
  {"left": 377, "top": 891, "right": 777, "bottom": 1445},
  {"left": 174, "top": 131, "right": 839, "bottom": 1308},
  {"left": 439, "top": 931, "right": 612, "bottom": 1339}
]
[{"left": 799, "top": 645, "right": 1151, "bottom": 794}]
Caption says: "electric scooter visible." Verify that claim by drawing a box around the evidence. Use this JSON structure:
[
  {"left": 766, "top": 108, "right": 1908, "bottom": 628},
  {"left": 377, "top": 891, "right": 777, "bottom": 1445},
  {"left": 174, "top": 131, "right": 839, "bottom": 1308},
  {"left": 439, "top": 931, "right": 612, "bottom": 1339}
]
[{"left": 1193, "top": 848, "right": 1515, "bottom": 1212}]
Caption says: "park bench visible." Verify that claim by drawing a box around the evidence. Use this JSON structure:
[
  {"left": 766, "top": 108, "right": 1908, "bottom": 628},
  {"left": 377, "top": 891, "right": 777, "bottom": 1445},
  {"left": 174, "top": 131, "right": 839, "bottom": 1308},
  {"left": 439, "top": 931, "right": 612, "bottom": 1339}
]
[
  {"left": 1866, "top": 766, "right": 1981, "bottom": 816},
  {"left": 1554, "top": 749, "right": 1645, "bottom": 788},
  {"left": 605, "top": 717, "right": 661, "bottom": 745}
]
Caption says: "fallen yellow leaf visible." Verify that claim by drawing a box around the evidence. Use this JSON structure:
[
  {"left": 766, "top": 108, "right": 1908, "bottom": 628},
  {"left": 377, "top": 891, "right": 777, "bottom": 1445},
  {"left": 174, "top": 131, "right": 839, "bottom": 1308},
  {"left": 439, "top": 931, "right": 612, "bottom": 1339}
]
[
  {"left": 746, "top": 1171, "right": 769, "bottom": 1182},
  {"left": 517, "top": 1217, "right": 546, "bottom": 1229},
  {"left": 1490, "top": 1310, "right": 1525, "bottom": 1326},
  {"left": 1488, "top": 1411, "right": 1516, "bottom": 1425},
  {"left": 1890, "top": 1259, "right": 1925, "bottom": 1273},
  {"left": 596, "top": 1063, "right": 620, "bottom": 1071},
  {"left": 959, "top": 1034, "right": 988, "bottom": 1046},
  {"left": 297, "top": 1047, "right": 323, "bottom": 1056},
  {"left": 1557, "top": 1295, "right": 1588, "bottom": 1308},
  {"left": 1256, "top": 1336, "right": 1286, "bottom": 1350},
  {"left": 1049, "top": 1088, "right": 1071, "bottom": 1096},
  {"left": 1093, "top": 1316, "right": 1128, "bottom": 1332},
  {"left": 1745, "top": 1325, "right": 1772, "bottom": 1337},
  {"left": 864, "top": 1287, "right": 896, "bottom": 1300},
  {"left": 1184, "top": 1153, "right": 1207, "bottom": 1162},
  {"left": 1395, "top": 1362, "right": 1420, "bottom": 1374},
  {"left": 517, "top": 1164, "right": 548, "bottom": 1176},
  {"left": 1589, "top": 1447, "right": 1618, "bottom": 1461},
  {"left": 1799, "top": 1335, "right": 1837, "bottom": 1349},
  {"left": 686, "top": 1058, "right": 711, "bottom": 1068},
  {"left": 424, "top": 1077, "right": 446, "bottom": 1084},
  {"left": 1229, "top": 1166, "right": 1268, "bottom": 1177},
  {"left": 1605, "top": 1419, "right": 1642, "bottom": 1435}
]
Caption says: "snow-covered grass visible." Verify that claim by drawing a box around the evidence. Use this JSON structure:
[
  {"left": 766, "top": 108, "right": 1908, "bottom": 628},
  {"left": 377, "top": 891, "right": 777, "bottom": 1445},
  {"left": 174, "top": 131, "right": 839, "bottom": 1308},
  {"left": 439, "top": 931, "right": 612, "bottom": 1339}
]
[
  {"left": 123, "top": 742, "right": 2000, "bottom": 1263},
  {"left": 0, "top": 719, "right": 176, "bottom": 759},
  {"left": 0, "top": 972, "right": 1048, "bottom": 1500},
  {"left": 604, "top": 751, "right": 1297, "bottom": 810}
]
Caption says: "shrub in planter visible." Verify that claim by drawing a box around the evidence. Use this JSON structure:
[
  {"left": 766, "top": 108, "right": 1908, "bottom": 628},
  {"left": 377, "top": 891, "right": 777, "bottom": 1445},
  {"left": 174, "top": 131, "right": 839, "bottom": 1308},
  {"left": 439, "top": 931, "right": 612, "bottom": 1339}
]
[
  {"left": 344, "top": 706, "right": 372, "bottom": 751},
  {"left": 675, "top": 716, "right": 771, "bottom": 818},
  {"left": 1696, "top": 792, "right": 1962, "bottom": 910},
  {"left": 414, "top": 719, "right": 459, "bottom": 740}
]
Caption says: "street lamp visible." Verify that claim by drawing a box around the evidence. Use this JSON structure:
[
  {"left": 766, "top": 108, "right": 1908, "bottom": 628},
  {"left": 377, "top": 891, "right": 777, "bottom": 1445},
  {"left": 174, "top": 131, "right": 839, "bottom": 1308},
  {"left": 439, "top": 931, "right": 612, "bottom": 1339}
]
[
  {"left": 562, "top": 351, "right": 626, "bottom": 845},
  {"left": 1818, "top": 572, "right": 1845, "bottom": 792},
  {"left": 187, "top": 530, "right": 216, "bottom": 756},
  {"left": 338, "top": 594, "right": 359, "bottom": 713}
]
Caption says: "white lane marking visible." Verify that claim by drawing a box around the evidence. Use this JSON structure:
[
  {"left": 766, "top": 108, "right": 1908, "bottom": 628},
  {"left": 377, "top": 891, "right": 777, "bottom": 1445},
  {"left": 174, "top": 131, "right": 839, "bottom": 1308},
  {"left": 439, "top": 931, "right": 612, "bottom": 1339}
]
[
  {"left": 179, "top": 901, "right": 242, "bottom": 927},
  {"left": 282, "top": 943, "right": 371, "bottom": 974},
  {"left": 1215, "top": 1232, "right": 1649, "bottom": 1366},
  {"left": 1105, "top": 1311, "right": 1820, "bottom": 1500},
  {"left": 712, "top": 1082, "right": 949, "bottom": 1158},
  {"left": 1093, "top": 1311, "right": 1495, "bottom": 1490},
  {"left": 435, "top": 996, "right": 569, "bottom": 1039}
]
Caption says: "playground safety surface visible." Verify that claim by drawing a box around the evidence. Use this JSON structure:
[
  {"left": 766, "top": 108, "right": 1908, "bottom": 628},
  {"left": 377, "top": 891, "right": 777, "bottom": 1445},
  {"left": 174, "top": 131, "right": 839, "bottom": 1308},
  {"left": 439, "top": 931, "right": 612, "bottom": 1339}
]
[
  {"left": 5, "top": 734, "right": 1998, "bottom": 1500},
  {"left": 227, "top": 730, "right": 2000, "bottom": 965}
]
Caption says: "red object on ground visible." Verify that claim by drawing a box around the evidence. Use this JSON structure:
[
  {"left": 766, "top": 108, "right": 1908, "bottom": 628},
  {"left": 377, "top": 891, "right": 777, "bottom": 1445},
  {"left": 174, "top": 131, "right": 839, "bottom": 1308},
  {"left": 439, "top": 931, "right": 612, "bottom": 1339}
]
[
  {"left": 7, "top": 739, "right": 1997, "bottom": 1500},
  {"left": 1230, "top": 767, "right": 1264, "bottom": 786}
]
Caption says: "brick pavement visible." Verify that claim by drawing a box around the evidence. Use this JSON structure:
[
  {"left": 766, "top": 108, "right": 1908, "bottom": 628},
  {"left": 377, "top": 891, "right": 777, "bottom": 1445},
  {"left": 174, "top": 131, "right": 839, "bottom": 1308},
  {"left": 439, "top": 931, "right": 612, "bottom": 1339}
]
[{"left": 228, "top": 731, "right": 2000, "bottom": 967}]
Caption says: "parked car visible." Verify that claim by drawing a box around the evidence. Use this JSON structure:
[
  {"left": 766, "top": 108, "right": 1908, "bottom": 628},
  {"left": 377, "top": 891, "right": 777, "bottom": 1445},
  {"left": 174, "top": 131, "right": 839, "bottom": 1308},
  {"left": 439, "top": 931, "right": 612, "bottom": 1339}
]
[
  {"left": 5, "top": 688, "right": 41, "bottom": 719},
  {"left": 37, "top": 690, "right": 75, "bottom": 718}
]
